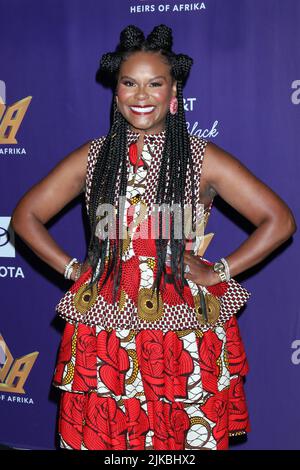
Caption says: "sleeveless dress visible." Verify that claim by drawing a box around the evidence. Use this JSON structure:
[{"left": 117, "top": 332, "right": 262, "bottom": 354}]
[{"left": 52, "top": 128, "right": 252, "bottom": 451}]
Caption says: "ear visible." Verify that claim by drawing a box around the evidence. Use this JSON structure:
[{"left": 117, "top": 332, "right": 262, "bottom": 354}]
[{"left": 172, "top": 80, "right": 177, "bottom": 96}]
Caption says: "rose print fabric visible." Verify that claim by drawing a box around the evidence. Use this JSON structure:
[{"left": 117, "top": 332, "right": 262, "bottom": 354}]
[{"left": 53, "top": 316, "right": 250, "bottom": 450}]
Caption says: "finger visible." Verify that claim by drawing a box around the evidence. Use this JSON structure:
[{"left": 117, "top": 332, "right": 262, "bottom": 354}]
[
  {"left": 183, "top": 273, "right": 193, "bottom": 280},
  {"left": 183, "top": 251, "right": 194, "bottom": 262},
  {"left": 184, "top": 250, "right": 194, "bottom": 256}
]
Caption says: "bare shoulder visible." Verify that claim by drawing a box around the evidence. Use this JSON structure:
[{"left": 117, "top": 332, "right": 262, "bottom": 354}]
[
  {"left": 42, "top": 138, "right": 96, "bottom": 195},
  {"left": 36, "top": 134, "right": 107, "bottom": 193},
  {"left": 201, "top": 140, "right": 263, "bottom": 194},
  {"left": 188, "top": 134, "right": 217, "bottom": 203},
  {"left": 200, "top": 139, "right": 296, "bottom": 227},
  {"left": 12, "top": 138, "right": 100, "bottom": 225}
]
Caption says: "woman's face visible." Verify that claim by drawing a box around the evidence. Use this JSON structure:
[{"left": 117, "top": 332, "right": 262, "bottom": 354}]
[{"left": 116, "top": 51, "right": 177, "bottom": 134}]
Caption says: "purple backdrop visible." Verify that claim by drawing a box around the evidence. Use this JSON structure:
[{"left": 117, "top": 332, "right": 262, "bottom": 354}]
[{"left": 0, "top": 0, "right": 299, "bottom": 450}]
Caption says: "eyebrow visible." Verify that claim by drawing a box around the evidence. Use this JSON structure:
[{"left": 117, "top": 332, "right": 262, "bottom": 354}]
[{"left": 120, "top": 75, "right": 166, "bottom": 81}]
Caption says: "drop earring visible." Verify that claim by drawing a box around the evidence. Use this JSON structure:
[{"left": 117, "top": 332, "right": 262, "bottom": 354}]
[{"left": 169, "top": 96, "right": 178, "bottom": 115}]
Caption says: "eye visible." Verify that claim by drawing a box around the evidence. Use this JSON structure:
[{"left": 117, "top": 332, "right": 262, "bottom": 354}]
[
  {"left": 123, "top": 80, "right": 135, "bottom": 87},
  {"left": 121, "top": 80, "right": 162, "bottom": 87}
]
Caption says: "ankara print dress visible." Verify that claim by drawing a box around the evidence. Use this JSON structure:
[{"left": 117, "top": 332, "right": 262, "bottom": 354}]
[{"left": 52, "top": 128, "right": 252, "bottom": 451}]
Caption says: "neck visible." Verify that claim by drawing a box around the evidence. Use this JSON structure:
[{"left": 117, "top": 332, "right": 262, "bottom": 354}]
[{"left": 129, "top": 125, "right": 166, "bottom": 139}]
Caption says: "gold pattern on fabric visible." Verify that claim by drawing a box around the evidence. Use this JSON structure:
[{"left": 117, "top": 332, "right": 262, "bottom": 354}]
[
  {"left": 61, "top": 362, "right": 74, "bottom": 386},
  {"left": 71, "top": 326, "right": 78, "bottom": 356},
  {"left": 176, "top": 329, "right": 194, "bottom": 338},
  {"left": 62, "top": 327, "right": 77, "bottom": 386},
  {"left": 194, "top": 292, "right": 221, "bottom": 325},
  {"left": 125, "top": 349, "right": 139, "bottom": 385},
  {"left": 121, "top": 228, "right": 131, "bottom": 255},
  {"left": 137, "top": 287, "right": 164, "bottom": 322},
  {"left": 205, "top": 294, "right": 221, "bottom": 324},
  {"left": 120, "top": 330, "right": 137, "bottom": 342},
  {"left": 147, "top": 258, "right": 156, "bottom": 270},
  {"left": 73, "top": 283, "right": 98, "bottom": 314},
  {"left": 188, "top": 417, "right": 212, "bottom": 448},
  {"left": 118, "top": 289, "right": 127, "bottom": 312}
]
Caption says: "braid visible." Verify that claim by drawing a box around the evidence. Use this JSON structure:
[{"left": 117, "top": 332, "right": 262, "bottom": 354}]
[
  {"left": 82, "top": 24, "right": 195, "bottom": 311},
  {"left": 151, "top": 80, "right": 194, "bottom": 304}
]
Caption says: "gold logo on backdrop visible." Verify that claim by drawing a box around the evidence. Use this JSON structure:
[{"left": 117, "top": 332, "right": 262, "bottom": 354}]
[
  {"left": 0, "top": 334, "right": 39, "bottom": 394},
  {"left": 0, "top": 96, "right": 32, "bottom": 144}
]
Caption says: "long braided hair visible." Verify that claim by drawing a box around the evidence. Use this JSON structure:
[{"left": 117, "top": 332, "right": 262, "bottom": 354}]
[{"left": 83, "top": 24, "right": 196, "bottom": 307}]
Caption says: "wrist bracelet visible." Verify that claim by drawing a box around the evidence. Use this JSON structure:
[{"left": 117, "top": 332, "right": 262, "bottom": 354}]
[
  {"left": 64, "top": 257, "right": 78, "bottom": 280},
  {"left": 73, "top": 262, "right": 82, "bottom": 281},
  {"left": 220, "top": 257, "right": 231, "bottom": 281}
]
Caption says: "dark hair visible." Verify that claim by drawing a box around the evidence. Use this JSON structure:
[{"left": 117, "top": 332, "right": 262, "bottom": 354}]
[{"left": 84, "top": 24, "right": 195, "bottom": 308}]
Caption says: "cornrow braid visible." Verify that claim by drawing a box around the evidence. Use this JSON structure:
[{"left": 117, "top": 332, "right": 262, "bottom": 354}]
[{"left": 82, "top": 24, "right": 195, "bottom": 312}]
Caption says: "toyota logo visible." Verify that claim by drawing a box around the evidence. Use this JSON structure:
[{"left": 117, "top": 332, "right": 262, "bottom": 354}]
[{"left": 0, "top": 226, "right": 10, "bottom": 247}]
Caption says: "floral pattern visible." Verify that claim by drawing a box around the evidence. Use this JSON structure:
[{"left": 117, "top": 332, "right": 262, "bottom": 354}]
[{"left": 53, "top": 315, "right": 250, "bottom": 450}]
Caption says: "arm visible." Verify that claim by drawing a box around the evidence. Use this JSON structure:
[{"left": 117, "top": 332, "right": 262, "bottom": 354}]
[
  {"left": 11, "top": 140, "right": 92, "bottom": 281},
  {"left": 184, "top": 141, "right": 297, "bottom": 285}
]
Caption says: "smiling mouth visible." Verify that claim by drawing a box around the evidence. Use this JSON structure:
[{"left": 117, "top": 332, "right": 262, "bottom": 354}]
[{"left": 129, "top": 106, "right": 156, "bottom": 115}]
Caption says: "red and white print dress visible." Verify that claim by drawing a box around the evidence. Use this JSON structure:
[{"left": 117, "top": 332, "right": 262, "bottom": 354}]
[{"left": 52, "top": 127, "right": 252, "bottom": 451}]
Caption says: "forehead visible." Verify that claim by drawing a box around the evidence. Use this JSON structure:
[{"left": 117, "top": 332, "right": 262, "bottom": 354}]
[{"left": 119, "top": 51, "right": 171, "bottom": 78}]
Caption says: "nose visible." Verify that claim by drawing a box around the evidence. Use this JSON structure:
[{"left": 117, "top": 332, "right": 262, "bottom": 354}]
[{"left": 134, "top": 86, "right": 149, "bottom": 100}]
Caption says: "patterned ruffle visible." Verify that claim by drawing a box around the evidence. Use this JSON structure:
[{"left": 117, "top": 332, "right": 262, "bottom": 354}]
[
  {"left": 53, "top": 315, "right": 251, "bottom": 450},
  {"left": 55, "top": 261, "right": 251, "bottom": 333}
]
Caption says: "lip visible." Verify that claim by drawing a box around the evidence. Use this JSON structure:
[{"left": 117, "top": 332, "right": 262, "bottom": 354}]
[
  {"left": 131, "top": 105, "right": 155, "bottom": 107},
  {"left": 129, "top": 105, "right": 156, "bottom": 115}
]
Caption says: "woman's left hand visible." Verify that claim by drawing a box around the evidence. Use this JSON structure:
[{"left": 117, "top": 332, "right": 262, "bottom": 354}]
[
  {"left": 70, "top": 258, "right": 91, "bottom": 282},
  {"left": 182, "top": 250, "right": 220, "bottom": 287}
]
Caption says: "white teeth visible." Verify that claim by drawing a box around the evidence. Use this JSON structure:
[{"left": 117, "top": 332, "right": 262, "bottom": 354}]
[{"left": 130, "top": 106, "right": 155, "bottom": 113}]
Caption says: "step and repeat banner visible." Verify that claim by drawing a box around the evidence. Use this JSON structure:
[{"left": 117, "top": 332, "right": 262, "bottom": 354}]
[{"left": 0, "top": 0, "right": 299, "bottom": 450}]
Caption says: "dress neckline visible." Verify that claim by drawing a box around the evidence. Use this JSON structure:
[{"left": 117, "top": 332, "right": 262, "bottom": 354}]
[{"left": 127, "top": 126, "right": 166, "bottom": 145}]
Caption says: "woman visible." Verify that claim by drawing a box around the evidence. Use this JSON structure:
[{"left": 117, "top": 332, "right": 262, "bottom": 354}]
[{"left": 11, "top": 24, "right": 296, "bottom": 450}]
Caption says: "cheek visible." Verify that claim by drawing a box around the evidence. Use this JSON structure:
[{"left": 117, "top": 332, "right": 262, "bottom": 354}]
[
  {"left": 116, "top": 86, "right": 171, "bottom": 107},
  {"left": 153, "top": 89, "right": 170, "bottom": 105},
  {"left": 117, "top": 87, "right": 132, "bottom": 102}
]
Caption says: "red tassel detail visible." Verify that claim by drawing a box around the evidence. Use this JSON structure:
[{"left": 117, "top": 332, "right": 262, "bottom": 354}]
[{"left": 129, "top": 143, "right": 144, "bottom": 173}]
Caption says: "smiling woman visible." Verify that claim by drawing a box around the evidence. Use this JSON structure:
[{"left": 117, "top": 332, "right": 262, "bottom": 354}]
[
  {"left": 11, "top": 24, "right": 296, "bottom": 451},
  {"left": 116, "top": 56, "right": 177, "bottom": 136}
]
